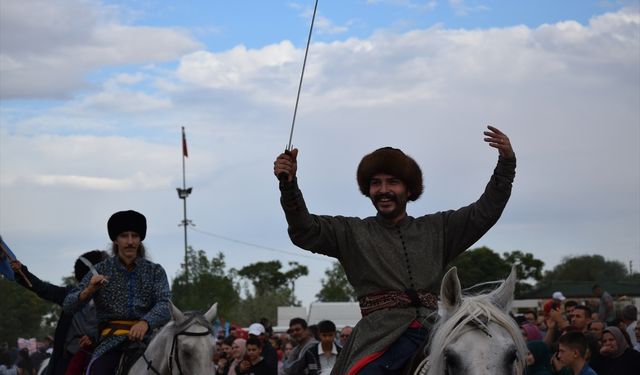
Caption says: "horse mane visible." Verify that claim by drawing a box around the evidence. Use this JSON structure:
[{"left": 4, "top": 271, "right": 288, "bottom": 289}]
[{"left": 426, "top": 286, "right": 527, "bottom": 375}]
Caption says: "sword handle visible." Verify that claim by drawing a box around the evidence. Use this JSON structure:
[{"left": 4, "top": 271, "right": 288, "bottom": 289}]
[{"left": 277, "top": 149, "right": 293, "bottom": 182}]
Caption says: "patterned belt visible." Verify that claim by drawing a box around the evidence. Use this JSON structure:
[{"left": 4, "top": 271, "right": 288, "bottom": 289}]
[
  {"left": 358, "top": 289, "right": 438, "bottom": 317},
  {"left": 100, "top": 320, "right": 137, "bottom": 337}
]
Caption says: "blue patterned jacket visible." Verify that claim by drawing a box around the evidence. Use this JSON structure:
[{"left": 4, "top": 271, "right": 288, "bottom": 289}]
[{"left": 63, "top": 255, "right": 172, "bottom": 359}]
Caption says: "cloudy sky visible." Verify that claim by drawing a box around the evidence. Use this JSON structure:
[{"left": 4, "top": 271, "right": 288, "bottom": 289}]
[{"left": 1, "top": 0, "right": 638, "bottom": 309}]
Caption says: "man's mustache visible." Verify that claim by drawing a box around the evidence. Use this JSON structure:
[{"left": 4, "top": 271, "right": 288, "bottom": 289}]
[{"left": 373, "top": 192, "right": 398, "bottom": 203}]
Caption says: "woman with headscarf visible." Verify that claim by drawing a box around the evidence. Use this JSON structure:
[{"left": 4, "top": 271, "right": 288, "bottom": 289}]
[
  {"left": 521, "top": 323, "right": 543, "bottom": 342},
  {"left": 227, "top": 338, "right": 247, "bottom": 375},
  {"left": 598, "top": 326, "right": 640, "bottom": 375},
  {"left": 525, "top": 340, "right": 553, "bottom": 375}
]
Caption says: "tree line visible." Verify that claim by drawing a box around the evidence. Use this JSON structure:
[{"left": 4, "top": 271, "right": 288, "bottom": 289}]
[{"left": 1, "top": 246, "right": 638, "bottom": 346}]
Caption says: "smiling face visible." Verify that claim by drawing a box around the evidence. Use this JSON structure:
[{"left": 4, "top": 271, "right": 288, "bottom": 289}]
[
  {"left": 115, "top": 231, "right": 141, "bottom": 266},
  {"left": 369, "top": 173, "right": 410, "bottom": 223},
  {"left": 289, "top": 323, "right": 306, "bottom": 344}
]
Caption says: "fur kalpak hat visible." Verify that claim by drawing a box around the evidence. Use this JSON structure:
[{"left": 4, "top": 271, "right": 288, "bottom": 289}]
[
  {"left": 357, "top": 147, "right": 423, "bottom": 201},
  {"left": 107, "top": 210, "right": 147, "bottom": 241}
]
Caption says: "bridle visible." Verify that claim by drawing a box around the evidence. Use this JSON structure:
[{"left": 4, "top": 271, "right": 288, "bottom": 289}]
[
  {"left": 141, "top": 313, "right": 213, "bottom": 375},
  {"left": 413, "top": 312, "right": 498, "bottom": 375}
]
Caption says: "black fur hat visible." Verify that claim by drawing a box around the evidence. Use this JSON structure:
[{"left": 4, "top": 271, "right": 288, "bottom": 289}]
[
  {"left": 107, "top": 210, "right": 147, "bottom": 241},
  {"left": 356, "top": 147, "right": 423, "bottom": 201}
]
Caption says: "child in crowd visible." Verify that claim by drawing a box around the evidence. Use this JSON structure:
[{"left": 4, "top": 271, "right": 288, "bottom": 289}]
[{"left": 236, "top": 337, "right": 271, "bottom": 375}]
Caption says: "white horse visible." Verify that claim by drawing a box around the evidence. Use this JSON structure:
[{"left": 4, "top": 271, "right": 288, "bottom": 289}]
[
  {"left": 416, "top": 267, "right": 526, "bottom": 375},
  {"left": 128, "top": 302, "right": 218, "bottom": 374}
]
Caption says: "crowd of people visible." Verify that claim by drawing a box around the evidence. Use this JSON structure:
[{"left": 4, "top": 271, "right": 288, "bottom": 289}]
[
  {"left": 212, "top": 318, "right": 352, "bottom": 375},
  {"left": 519, "top": 290, "right": 640, "bottom": 375}
]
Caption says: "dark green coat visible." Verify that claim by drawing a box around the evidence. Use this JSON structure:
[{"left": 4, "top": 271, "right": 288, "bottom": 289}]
[{"left": 279, "top": 157, "right": 516, "bottom": 374}]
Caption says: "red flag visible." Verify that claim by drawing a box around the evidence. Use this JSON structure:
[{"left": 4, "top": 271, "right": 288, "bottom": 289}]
[{"left": 182, "top": 127, "right": 188, "bottom": 157}]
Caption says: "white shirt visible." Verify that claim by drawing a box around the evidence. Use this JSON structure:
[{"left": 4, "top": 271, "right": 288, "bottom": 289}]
[{"left": 317, "top": 342, "right": 339, "bottom": 372}]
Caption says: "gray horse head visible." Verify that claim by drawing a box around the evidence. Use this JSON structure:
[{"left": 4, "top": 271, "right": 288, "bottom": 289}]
[
  {"left": 425, "top": 267, "right": 526, "bottom": 375},
  {"left": 129, "top": 302, "right": 218, "bottom": 374}
]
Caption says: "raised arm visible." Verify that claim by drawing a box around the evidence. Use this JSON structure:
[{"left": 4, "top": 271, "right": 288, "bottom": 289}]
[
  {"left": 10, "top": 260, "right": 69, "bottom": 305},
  {"left": 442, "top": 126, "right": 517, "bottom": 262}
]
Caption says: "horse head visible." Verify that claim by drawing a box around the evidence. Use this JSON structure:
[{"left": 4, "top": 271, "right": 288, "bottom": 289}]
[
  {"left": 425, "top": 267, "right": 526, "bottom": 375},
  {"left": 129, "top": 302, "right": 218, "bottom": 375}
]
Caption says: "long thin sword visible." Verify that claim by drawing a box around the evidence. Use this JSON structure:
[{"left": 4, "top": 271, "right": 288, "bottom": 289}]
[{"left": 279, "top": 0, "right": 319, "bottom": 181}]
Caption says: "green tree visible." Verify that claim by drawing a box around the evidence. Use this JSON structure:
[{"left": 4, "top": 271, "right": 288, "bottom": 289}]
[
  {"left": 316, "top": 262, "right": 357, "bottom": 302},
  {"left": 236, "top": 261, "right": 308, "bottom": 297},
  {"left": 171, "top": 247, "right": 240, "bottom": 319},
  {"left": 232, "top": 289, "right": 296, "bottom": 326},
  {"left": 540, "top": 255, "right": 629, "bottom": 284},
  {"left": 450, "top": 247, "right": 511, "bottom": 291},
  {"left": 0, "top": 278, "right": 54, "bottom": 346},
  {"left": 232, "top": 260, "right": 308, "bottom": 325},
  {"left": 503, "top": 250, "right": 545, "bottom": 297}
]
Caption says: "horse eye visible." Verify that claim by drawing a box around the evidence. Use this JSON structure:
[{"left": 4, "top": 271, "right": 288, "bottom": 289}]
[
  {"left": 504, "top": 348, "right": 517, "bottom": 364},
  {"left": 444, "top": 350, "right": 460, "bottom": 369}
]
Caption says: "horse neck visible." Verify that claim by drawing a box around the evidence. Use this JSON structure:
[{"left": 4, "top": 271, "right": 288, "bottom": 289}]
[{"left": 142, "top": 325, "right": 175, "bottom": 372}]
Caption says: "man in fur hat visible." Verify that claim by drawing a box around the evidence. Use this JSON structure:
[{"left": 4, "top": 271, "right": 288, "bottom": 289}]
[
  {"left": 63, "top": 210, "right": 171, "bottom": 375},
  {"left": 273, "top": 126, "right": 516, "bottom": 375}
]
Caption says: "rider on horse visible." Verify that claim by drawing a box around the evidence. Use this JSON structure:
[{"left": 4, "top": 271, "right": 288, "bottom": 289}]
[
  {"left": 273, "top": 126, "right": 516, "bottom": 374},
  {"left": 63, "top": 210, "right": 172, "bottom": 375}
]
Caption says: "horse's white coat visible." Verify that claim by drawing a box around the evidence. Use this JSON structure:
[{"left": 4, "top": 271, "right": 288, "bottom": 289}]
[
  {"left": 128, "top": 302, "right": 218, "bottom": 375},
  {"left": 424, "top": 267, "right": 526, "bottom": 375}
]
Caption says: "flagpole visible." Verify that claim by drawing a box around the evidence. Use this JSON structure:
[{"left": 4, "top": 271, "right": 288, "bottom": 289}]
[{"left": 177, "top": 126, "right": 192, "bottom": 285}]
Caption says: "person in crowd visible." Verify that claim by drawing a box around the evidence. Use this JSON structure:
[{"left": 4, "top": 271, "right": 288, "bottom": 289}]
[
  {"left": 587, "top": 320, "right": 606, "bottom": 342},
  {"left": 544, "top": 304, "right": 570, "bottom": 347},
  {"left": 598, "top": 326, "right": 640, "bottom": 375},
  {"left": 543, "top": 292, "right": 567, "bottom": 319},
  {"left": 525, "top": 340, "right": 553, "bottom": 375},
  {"left": 339, "top": 327, "right": 352, "bottom": 348},
  {"left": 236, "top": 337, "right": 271, "bottom": 375},
  {"left": 217, "top": 336, "right": 237, "bottom": 375},
  {"left": 274, "top": 127, "right": 516, "bottom": 374},
  {"left": 228, "top": 338, "right": 247, "bottom": 375},
  {"left": 281, "top": 318, "right": 317, "bottom": 375},
  {"left": 634, "top": 324, "right": 640, "bottom": 352},
  {"left": 16, "top": 348, "right": 35, "bottom": 375},
  {"left": 297, "top": 320, "right": 341, "bottom": 375},
  {"left": 556, "top": 332, "right": 597, "bottom": 375},
  {"left": 10, "top": 250, "right": 108, "bottom": 375},
  {"left": 0, "top": 349, "right": 18, "bottom": 375},
  {"left": 63, "top": 210, "right": 171, "bottom": 375},
  {"left": 248, "top": 323, "right": 278, "bottom": 374},
  {"left": 523, "top": 310, "right": 538, "bottom": 325},
  {"left": 621, "top": 304, "right": 638, "bottom": 348},
  {"left": 279, "top": 341, "right": 294, "bottom": 375},
  {"left": 521, "top": 322, "right": 543, "bottom": 342},
  {"left": 570, "top": 306, "right": 592, "bottom": 333},
  {"left": 592, "top": 285, "right": 615, "bottom": 324},
  {"left": 564, "top": 300, "right": 578, "bottom": 317}
]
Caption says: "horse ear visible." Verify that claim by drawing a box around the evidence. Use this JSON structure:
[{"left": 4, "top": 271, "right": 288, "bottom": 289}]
[
  {"left": 440, "top": 267, "right": 462, "bottom": 313},
  {"left": 489, "top": 266, "right": 517, "bottom": 313},
  {"left": 204, "top": 302, "right": 218, "bottom": 323},
  {"left": 171, "top": 302, "right": 185, "bottom": 323}
]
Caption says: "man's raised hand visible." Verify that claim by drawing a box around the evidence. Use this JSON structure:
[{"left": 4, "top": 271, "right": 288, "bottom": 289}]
[{"left": 483, "top": 125, "right": 514, "bottom": 159}]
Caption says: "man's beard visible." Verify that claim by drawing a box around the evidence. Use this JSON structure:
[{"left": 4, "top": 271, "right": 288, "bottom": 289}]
[{"left": 372, "top": 192, "right": 407, "bottom": 220}]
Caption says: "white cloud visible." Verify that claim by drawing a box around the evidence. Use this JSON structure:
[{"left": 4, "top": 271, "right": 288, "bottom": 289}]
[{"left": 0, "top": 0, "right": 201, "bottom": 99}]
